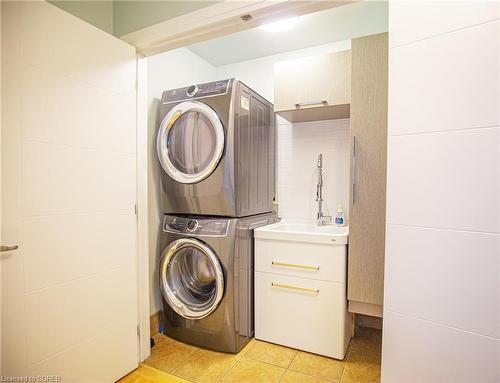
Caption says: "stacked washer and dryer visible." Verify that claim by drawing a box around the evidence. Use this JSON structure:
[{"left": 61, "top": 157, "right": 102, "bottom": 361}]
[{"left": 157, "top": 79, "right": 276, "bottom": 353}]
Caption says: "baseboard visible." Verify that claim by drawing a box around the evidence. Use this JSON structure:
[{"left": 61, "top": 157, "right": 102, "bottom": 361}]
[
  {"left": 348, "top": 300, "right": 383, "bottom": 317},
  {"left": 356, "top": 313, "right": 383, "bottom": 330}
]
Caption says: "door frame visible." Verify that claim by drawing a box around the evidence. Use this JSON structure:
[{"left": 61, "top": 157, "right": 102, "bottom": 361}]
[
  {"left": 122, "top": 0, "right": 354, "bottom": 56},
  {"left": 136, "top": 55, "right": 151, "bottom": 361},
  {"left": 133, "top": 0, "right": 356, "bottom": 361}
]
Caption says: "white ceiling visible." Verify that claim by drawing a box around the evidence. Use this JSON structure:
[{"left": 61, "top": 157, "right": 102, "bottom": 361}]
[{"left": 187, "top": 1, "right": 389, "bottom": 67}]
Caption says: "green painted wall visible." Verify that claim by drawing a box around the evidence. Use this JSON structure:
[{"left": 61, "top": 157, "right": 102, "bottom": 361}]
[
  {"left": 49, "top": 1, "right": 114, "bottom": 34},
  {"left": 113, "top": 1, "right": 219, "bottom": 37},
  {"left": 49, "top": 1, "right": 219, "bottom": 37}
]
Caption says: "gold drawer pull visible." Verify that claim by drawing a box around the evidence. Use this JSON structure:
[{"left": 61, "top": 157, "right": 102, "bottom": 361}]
[
  {"left": 271, "top": 261, "right": 319, "bottom": 271},
  {"left": 271, "top": 282, "right": 319, "bottom": 294}
]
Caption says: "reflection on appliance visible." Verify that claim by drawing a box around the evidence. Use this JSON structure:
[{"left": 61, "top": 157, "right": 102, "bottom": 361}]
[
  {"left": 157, "top": 79, "right": 275, "bottom": 217},
  {"left": 159, "top": 213, "right": 276, "bottom": 353}
]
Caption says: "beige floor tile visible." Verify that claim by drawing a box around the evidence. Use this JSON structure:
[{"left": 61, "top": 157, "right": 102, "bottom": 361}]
[
  {"left": 341, "top": 352, "right": 381, "bottom": 383},
  {"left": 117, "top": 363, "right": 190, "bottom": 383},
  {"left": 244, "top": 340, "right": 297, "bottom": 368},
  {"left": 152, "top": 332, "right": 166, "bottom": 345},
  {"left": 221, "top": 357, "right": 285, "bottom": 383},
  {"left": 348, "top": 327, "right": 382, "bottom": 357},
  {"left": 238, "top": 337, "right": 256, "bottom": 358},
  {"left": 142, "top": 331, "right": 383, "bottom": 383},
  {"left": 289, "top": 352, "right": 345, "bottom": 382},
  {"left": 144, "top": 334, "right": 198, "bottom": 373},
  {"left": 172, "top": 348, "right": 239, "bottom": 383},
  {"left": 280, "top": 370, "right": 331, "bottom": 383}
]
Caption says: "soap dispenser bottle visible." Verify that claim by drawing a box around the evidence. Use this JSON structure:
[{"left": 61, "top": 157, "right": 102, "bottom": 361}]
[{"left": 335, "top": 204, "right": 345, "bottom": 227}]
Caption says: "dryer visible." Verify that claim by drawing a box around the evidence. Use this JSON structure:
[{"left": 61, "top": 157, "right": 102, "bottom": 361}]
[
  {"left": 159, "top": 213, "right": 276, "bottom": 353},
  {"left": 157, "top": 79, "right": 275, "bottom": 217}
]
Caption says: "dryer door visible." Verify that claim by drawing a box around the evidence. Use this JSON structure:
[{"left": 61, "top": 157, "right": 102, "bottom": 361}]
[
  {"left": 157, "top": 101, "right": 225, "bottom": 184},
  {"left": 160, "top": 238, "right": 224, "bottom": 319}
]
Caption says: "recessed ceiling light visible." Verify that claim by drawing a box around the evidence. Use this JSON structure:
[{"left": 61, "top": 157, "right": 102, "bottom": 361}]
[{"left": 259, "top": 17, "right": 299, "bottom": 33}]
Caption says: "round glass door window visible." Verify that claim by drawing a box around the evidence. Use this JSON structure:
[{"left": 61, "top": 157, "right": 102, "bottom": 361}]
[
  {"left": 157, "top": 101, "right": 224, "bottom": 184},
  {"left": 160, "top": 238, "right": 224, "bottom": 319}
]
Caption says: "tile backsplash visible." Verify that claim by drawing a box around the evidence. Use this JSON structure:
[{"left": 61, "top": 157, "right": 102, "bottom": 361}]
[{"left": 276, "top": 115, "right": 350, "bottom": 223}]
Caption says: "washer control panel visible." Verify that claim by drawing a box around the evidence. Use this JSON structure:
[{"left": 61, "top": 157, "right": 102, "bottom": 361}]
[
  {"left": 162, "top": 79, "right": 232, "bottom": 104},
  {"left": 163, "top": 215, "right": 229, "bottom": 236}
]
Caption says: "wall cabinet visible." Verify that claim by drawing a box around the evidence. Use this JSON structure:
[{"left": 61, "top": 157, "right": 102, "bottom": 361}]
[
  {"left": 274, "top": 50, "right": 351, "bottom": 123},
  {"left": 347, "top": 33, "right": 388, "bottom": 317}
]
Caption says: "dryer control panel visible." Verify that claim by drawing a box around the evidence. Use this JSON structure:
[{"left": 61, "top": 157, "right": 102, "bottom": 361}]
[
  {"left": 161, "top": 79, "right": 232, "bottom": 104},
  {"left": 163, "top": 215, "right": 229, "bottom": 237}
]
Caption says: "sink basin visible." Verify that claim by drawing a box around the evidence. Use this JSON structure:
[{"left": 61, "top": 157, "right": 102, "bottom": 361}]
[{"left": 254, "top": 220, "right": 348, "bottom": 245}]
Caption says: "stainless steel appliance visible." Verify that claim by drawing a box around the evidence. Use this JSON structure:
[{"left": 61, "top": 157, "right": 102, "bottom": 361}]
[
  {"left": 159, "top": 213, "right": 276, "bottom": 353},
  {"left": 157, "top": 79, "right": 275, "bottom": 217}
]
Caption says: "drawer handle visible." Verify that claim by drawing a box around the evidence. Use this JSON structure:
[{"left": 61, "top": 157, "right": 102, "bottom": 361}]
[
  {"left": 271, "top": 282, "right": 319, "bottom": 294},
  {"left": 272, "top": 261, "right": 319, "bottom": 271}
]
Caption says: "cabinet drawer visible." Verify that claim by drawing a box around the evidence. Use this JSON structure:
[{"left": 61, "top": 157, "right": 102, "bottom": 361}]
[
  {"left": 255, "top": 272, "right": 349, "bottom": 359},
  {"left": 255, "top": 238, "right": 346, "bottom": 283}
]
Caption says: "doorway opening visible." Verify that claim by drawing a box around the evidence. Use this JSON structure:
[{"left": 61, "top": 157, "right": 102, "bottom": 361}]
[{"left": 136, "top": 1, "right": 388, "bottom": 381}]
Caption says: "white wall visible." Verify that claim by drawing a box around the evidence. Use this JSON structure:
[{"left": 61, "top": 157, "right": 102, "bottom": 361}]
[
  {"left": 216, "top": 40, "right": 350, "bottom": 103},
  {"left": 382, "top": 2, "right": 499, "bottom": 382},
  {"left": 147, "top": 48, "right": 216, "bottom": 315},
  {"left": 276, "top": 116, "right": 350, "bottom": 223}
]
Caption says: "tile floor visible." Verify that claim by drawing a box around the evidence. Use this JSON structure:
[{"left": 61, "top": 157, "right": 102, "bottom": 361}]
[{"left": 118, "top": 326, "right": 381, "bottom": 383}]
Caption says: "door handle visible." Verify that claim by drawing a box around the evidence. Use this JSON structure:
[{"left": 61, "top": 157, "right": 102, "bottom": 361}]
[
  {"left": 0, "top": 245, "right": 19, "bottom": 252},
  {"left": 352, "top": 135, "right": 356, "bottom": 205}
]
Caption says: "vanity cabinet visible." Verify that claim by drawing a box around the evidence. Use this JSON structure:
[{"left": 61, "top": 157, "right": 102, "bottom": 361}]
[
  {"left": 253, "top": 223, "right": 350, "bottom": 360},
  {"left": 274, "top": 50, "right": 351, "bottom": 123},
  {"left": 347, "top": 33, "right": 388, "bottom": 317}
]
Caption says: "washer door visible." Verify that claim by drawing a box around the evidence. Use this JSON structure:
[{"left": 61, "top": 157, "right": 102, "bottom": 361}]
[
  {"left": 160, "top": 238, "right": 224, "bottom": 319},
  {"left": 157, "top": 101, "right": 224, "bottom": 184}
]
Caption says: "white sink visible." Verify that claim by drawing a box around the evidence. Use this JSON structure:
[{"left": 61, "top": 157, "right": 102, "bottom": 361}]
[{"left": 254, "top": 220, "right": 348, "bottom": 245}]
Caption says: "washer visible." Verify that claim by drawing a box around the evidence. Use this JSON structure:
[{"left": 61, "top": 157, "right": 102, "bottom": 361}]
[
  {"left": 159, "top": 213, "right": 276, "bottom": 353},
  {"left": 157, "top": 79, "right": 275, "bottom": 217}
]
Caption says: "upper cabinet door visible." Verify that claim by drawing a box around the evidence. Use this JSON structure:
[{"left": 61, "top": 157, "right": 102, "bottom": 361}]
[
  {"left": 274, "top": 50, "right": 351, "bottom": 123},
  {"left": 1, "top": 2, "right": 138, "bottom": 381}
]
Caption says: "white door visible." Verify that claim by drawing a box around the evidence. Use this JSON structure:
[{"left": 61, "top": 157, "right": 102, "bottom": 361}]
[{"left": 1, "top": 2, "right": 138, "bottom": 381}]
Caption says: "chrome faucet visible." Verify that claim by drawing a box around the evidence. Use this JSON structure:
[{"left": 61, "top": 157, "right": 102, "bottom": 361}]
[{"left": 316, "top": 153, "right": 332, "bottom": 226}]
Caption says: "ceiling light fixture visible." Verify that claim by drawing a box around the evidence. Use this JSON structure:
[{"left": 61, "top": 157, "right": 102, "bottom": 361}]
[{"left": 259, "top": 16, "right": 299, "bottom": 33}]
